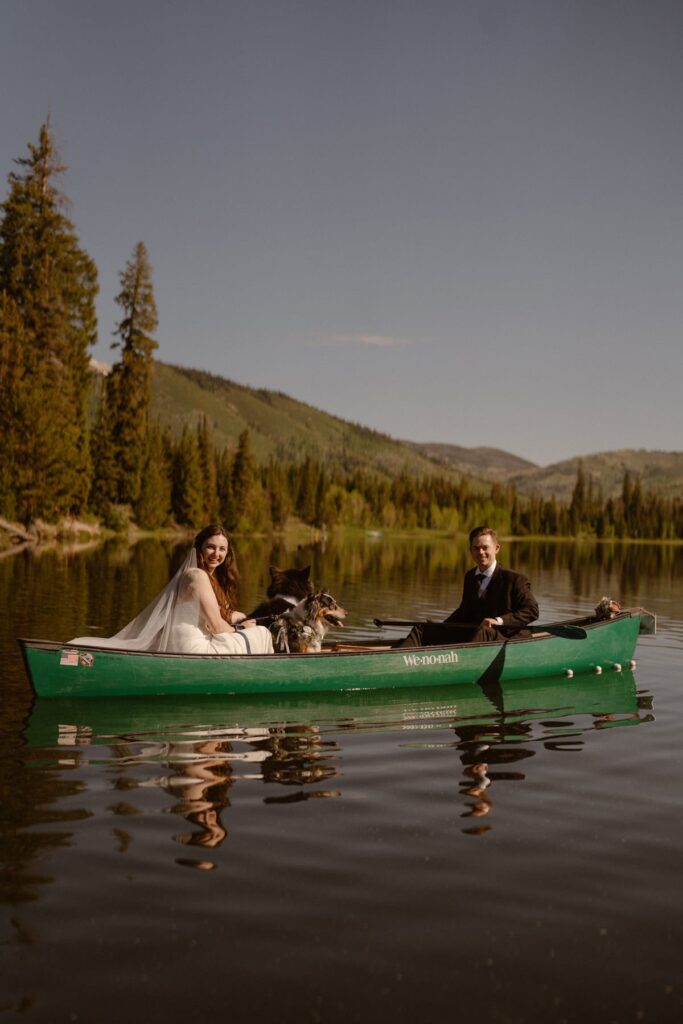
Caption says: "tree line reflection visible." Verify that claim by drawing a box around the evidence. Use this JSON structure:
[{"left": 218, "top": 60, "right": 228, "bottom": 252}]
[{"left": 3, "top": 535, "right": 681, "bottom": 651}]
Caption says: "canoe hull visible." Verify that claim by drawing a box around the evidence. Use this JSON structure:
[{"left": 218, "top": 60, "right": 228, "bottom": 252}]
[{"left": 18, "top": 609, "right": 653, "bottom": 699}]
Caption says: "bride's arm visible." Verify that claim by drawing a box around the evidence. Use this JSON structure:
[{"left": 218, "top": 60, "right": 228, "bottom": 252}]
[
  {"left": 186, "top": 570, "right": 236, "bottom": 634},
  {"left": 229, "top": 610, "right": 256, "bottom": 626}
]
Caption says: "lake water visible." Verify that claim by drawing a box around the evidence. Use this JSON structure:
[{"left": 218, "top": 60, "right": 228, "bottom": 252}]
[{"left": 2, "top": 535, "right": 682, "bottom": 1023}]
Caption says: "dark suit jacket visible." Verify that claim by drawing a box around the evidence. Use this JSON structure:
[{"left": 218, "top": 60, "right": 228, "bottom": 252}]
[{"left": 445, "top": 565, "right": 539, "bottom": 634}]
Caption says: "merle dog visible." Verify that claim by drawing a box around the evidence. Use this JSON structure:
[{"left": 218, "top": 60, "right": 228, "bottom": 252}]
[{"left": 269, "top": 589, "right": 348, "bottom": 654}]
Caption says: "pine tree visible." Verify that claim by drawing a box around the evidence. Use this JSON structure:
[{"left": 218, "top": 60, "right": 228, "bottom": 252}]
[
  {"left": 569, "top": 460, "right": 587, "bottom": 535},
  {"left": 230, "top": 429, "right": 269, "bottom": 531},
  {"left": 88, "top": 384, "right": 119, "bottom": 515},
  {"left": 296, "top": 455, "right": 319, "bottom": 523},
  {"left": 171, "top": 427, "right": 204, "bottom": 527},
  {"left": 135, "top": 423, "right": 172, "bottom": 529},
  {"left": 314, "top": 465, "right": 329, "bottom": 527},
  {"left": 264, "top": 456, "right": 290, "bottom": 528},
  {"left": 215, "top": 446, "right": 234, "bottom": 528},
  {"left": 0, "top": 292, "right": 22, "bottom": 517},
  {"left": 196, "top": 415, "right": 218, "bottom": 522},
  {"left": 102, "top": 241, "right": 158, "bottom": 507},
  {"left": 0, "top": 122, "right": 98, "bottom": 521}
]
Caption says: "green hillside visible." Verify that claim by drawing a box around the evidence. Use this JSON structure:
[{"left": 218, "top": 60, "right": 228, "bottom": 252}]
[
  {"left": 406, "top": 438, "right": 683, "bottom": 501},
  {"left": 405, "top": 441, "right": 537, "bottom": 480},
  {"left": 150, "top": 361, "right": 478, "bottom": 481},
  {"left": 510, "top": 450, "right": 683, "bottom": 502},
  {"left": 94, "top": 360, "right": 683, "bottom": 500}
]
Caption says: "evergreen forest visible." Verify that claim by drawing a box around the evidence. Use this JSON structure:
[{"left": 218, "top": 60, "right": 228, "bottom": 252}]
[{"left": 1, "top": 124, "right": 682, "bottom": 541}]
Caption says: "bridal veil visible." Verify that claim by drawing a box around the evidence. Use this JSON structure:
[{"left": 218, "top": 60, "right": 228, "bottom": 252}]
[{"left": 69, "top": 547, "right": 198, "bottom": 652}]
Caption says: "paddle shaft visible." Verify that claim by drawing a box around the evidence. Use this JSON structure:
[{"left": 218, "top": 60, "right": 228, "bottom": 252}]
[{"left": 373, "top": 618, "right": 587, "bottom": 639}]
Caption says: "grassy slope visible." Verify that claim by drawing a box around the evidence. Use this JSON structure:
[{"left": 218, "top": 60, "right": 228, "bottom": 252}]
[
  {"left": 142, "top": 362, "right": 683, "bottom": 497},
  {"left": 511, "top": 450, "right": 683, "bottom": 502},
  {"left": 405, "top": 441, "right": 537, "bottom": 480},
  {"left": 150, "top": 362, "right": 481, "bottom": 481}
]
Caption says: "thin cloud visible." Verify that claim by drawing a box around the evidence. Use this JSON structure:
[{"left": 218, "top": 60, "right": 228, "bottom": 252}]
[{"left": 317, "top": 332, "right": 419, "bottom": 348}]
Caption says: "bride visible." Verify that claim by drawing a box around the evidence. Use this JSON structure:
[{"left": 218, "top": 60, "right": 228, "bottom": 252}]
[{"left": 69, "top": 524, "right": 274, "bottom": 655}]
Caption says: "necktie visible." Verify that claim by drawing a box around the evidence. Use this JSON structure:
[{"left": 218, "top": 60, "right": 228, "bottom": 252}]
[{"left": 476, "top": 572, "right": 486, "bottom": 597}]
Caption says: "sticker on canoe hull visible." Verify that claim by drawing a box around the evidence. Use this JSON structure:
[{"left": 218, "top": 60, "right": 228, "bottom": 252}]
[{"left": 59, "top": 649, "right": 95, "bottom": 667}]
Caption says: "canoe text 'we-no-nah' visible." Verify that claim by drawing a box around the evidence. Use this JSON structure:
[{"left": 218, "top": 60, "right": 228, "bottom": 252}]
[{"left": 402, "top": 651, "right": 459, "bottom": 667}]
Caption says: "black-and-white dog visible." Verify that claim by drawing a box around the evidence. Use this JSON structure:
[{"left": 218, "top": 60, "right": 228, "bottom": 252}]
[
  {"left": 248, "top": 565, "right": 314, "bottom": 620},
  {"left": 248, "top": 567, "right": 347, "bottom": 653}
]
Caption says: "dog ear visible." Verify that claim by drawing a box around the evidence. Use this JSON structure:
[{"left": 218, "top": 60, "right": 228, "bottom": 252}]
[
  {"left": 301, "top": 565, "right": 311, "bottom": 579},
  {"left": 269, "top": 565, "right": 281, "bottom": 579}
]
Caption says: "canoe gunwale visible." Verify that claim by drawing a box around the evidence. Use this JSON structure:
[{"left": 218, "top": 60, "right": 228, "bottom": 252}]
[{"left": 17, "top": 607, "right": 655, "bottom": 662}]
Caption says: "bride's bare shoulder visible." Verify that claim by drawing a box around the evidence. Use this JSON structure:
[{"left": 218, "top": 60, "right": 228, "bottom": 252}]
[
  {"left": 183, "top": 567, "right": 208, "bottom": 583},
  {"left": 180, "top": 567, "right": 210, "bottom": 593}
]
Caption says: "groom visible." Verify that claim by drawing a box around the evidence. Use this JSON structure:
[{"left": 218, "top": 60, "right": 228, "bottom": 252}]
[{"left": 400, "top": 525, "right": 539, "bottom": 647}]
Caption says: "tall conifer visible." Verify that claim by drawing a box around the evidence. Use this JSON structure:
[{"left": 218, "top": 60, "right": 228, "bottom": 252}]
[
  {"left": 230, "top": 429, "right": 269, "bottom": 531},
  {"left": 105, "top": 241, "right": 158, "bottom": 506},
  {"left": 171, "top": 427, "right": 204, "bottom": 527},
  {"left": 196, "top": 415, "right": 218, "bottom": 521},
  {"left": 0, "top": 122, "right": 98, "bottom": 521},
  {"left": 136, "top": 423, "right": 172, "bottom": 529},
  {"left": 215, "top": 446, "right": 234, "bottom": 528},
  {"left": 88, "top": 387, "right": 119, "bottom": 515}
]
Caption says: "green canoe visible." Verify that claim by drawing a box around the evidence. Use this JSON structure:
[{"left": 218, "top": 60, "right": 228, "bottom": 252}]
[
  {"left": 24, "top": 668, "right": 643, "bottom": 754},
  {"left": 18, "top": 607, "right": 655, "bottom": 699}
]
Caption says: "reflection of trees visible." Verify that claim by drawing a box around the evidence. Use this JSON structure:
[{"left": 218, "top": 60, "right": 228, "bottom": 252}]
[
  {"left": 2, "top": 544, "right": 97, "bottom": 904},
  {"left": 3, "top": 536, "right": 181, "bottom": 644},
  {"left": 0, "top": 726, "right": 92, "bottom": 905},
  {"left": 4, "top": 547, "right": 90, "bottom": 647},
  {"left": 7, "top": 533, "right": 680, "bottom": 648},
  {"left": 512, "top": 540, "right": 683, "bottom": 606},
  {"left": 86, "top": 539, "right": 178, "bottom": 637}
]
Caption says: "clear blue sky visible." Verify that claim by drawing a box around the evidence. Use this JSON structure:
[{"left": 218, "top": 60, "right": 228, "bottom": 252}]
[{"left": 2, "top": 0, "right": 682, "bottom": 466}]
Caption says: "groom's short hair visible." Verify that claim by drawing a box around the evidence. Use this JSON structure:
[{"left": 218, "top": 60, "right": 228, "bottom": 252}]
[{"left": 468, "top": 525, "right": 499, "bottom": 546}]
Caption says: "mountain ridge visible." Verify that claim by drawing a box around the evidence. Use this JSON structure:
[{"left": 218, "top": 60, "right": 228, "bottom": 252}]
[{"left": 91, "top": 359, "right": 683, "bottom": 499}]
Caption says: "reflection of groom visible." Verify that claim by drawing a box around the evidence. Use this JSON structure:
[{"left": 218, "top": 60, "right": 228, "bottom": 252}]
[{"left": 400, "top": 526, "right": 539, "bottom": 647}]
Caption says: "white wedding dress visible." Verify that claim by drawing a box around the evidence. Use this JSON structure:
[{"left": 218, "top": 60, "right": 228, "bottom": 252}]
[
  {"left": 167, "top": 587, "right": 273, "bottom": 655},
  {"left": 69, "top": 547, "right": 274, "bottom": 655}
]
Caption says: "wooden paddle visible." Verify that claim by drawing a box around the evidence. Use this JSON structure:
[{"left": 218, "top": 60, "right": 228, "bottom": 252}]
[{"left": 373, "top": 618, "right": 588, "bottom": 640}]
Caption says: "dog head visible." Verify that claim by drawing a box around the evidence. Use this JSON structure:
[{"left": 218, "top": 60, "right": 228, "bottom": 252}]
[
  {"left": 270, "top": 588, "right": 347, "bottom": 654},
  {"left": 266, "top": 565, "right": 313, "bottom": 601},
  {"left": 291, "top": 590, "right": 347, "bottom": 631},
  {"left": 595, "top": 596, "right": 622, "bottom": 619}
]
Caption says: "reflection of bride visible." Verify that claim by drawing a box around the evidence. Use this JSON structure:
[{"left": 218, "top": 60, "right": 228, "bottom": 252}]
[{"left": 70, "top": 524, "right": 274, "bottom": 655}]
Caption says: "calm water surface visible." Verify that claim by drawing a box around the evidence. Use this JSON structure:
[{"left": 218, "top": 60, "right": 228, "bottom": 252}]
[{"left": 1, "top": 536, "right": 682, "bottom": 1023}]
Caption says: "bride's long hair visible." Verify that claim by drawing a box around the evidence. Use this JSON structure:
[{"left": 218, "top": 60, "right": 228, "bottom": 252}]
[{"left": 194, "top": 524, "right": 240, "bottom": 621}]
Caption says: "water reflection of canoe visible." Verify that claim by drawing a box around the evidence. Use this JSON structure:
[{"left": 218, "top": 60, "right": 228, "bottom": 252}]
[
  {"left": 24, "top": 669, "right": 642, "bottom": 750},
  {"left": 18, "top": 608, "right": 655, "bottom": 699}
]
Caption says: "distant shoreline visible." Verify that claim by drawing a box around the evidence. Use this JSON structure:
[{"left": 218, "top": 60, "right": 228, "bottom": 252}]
[{"left": 2, "top": 516, "right": 682, "bottom": 555}]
